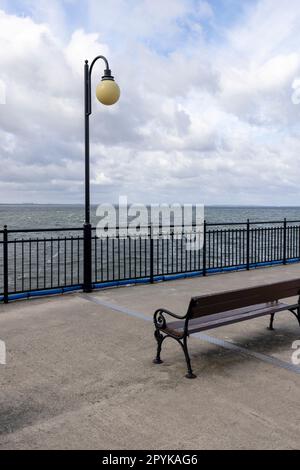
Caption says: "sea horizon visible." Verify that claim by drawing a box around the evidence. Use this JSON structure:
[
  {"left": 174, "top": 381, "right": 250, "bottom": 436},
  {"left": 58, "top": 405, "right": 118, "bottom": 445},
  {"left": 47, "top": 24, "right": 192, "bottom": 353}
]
[
  {"left": 1, "top": 204, "right": 300, "bottom": 231},
  {"left": 1, "top": 203, "right": 300, "bottom": 208}
]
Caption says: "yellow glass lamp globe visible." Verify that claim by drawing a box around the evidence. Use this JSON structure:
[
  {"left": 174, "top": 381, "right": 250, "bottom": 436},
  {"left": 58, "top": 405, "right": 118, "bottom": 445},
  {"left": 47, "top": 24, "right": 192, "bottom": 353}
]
[{"left": 96, "top": 79, "right": 120, "bottom": 106}]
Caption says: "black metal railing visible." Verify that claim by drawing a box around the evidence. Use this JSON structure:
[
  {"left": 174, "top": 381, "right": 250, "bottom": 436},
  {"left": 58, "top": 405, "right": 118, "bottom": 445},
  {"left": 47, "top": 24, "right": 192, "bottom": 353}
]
[{"left": 1, "top": 219, "right": 300, "bottom": 303}]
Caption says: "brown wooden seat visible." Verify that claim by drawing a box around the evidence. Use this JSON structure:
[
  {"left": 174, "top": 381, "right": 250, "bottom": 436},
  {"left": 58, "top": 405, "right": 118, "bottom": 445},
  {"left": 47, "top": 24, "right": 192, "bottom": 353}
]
[{"left": 153, "top": 279, "right": 300, "bottom": 379}]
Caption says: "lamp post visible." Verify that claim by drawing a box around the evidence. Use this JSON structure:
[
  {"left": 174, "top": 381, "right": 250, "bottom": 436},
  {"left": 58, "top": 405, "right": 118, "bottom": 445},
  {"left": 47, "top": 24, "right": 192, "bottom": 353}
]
[{"left": 83, "top": 56, "right": 120, "bottom": 292}]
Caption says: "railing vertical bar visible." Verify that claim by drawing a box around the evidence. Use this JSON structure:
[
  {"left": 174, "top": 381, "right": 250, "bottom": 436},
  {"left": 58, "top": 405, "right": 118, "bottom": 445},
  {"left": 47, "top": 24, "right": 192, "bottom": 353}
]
[
  {"left": 259, "top": 228, "right": 261, "bottom": 263},
  {"left": 64, "top": 237, "right": 67, "bottom": 286},
  {"left": 270, "top": 227, "right": 273, "bottom": 261},
  {"left": 203, "top": 220, "right": 207, "bottom": 276},
  {"left": 207, "top": 230, "right": 210, "bottom": 269},
  {"left": 101, "top": 237, "right": 104, "bottom": 282},
  {"left": 44, "top": 238, "right": 46, "bottom": 289},
  {"left": 181, "top": 232, "right": 184, "bottom": 273},
  {"left": 229, "top": 229, "right": 234, "bottom": 267},
  {"left": 57, "top": 239, "right": 60, "bottom": 287},
  {"left": 123, "top": 237, "right": 126, "bottom": 280},
  {"left": 194, "top": 231, "right": 196, "bottom": 271},
  {"left": 29, "top": 239, "right": 32, "bottom": 292},
  {"left": 139, "top": 236, "right": 142, "bottom": 278},
  {"left": 113, "top": 237, "right": 116, "bottom": 281},
  {"left": 255, "top": 226, "right": 258, "bottom": 265},
  {"left": 50, "top": 237, "right": 53, "bottom": 287},
  {"left": 150, "top": 225, "right": 154, "bottom": 283},
  {"left": 36, "top": 240, "right": 39, "bottom": 290},
  {"left": 144, "top": 236, "right": 146, "bottom": 277},
  {"left": 162, "top": 234, "right": 165, "bottom": 275},
  {"left": 156, "top": 231, "right": 159, "bottom": 276},
  {"left": 14, "top": 239, "right": 17, "bottom": 293},
  {"left": 224, "top": 230, "right": 227, "bottom": 267},
  {"left": 220, "top": 229, "right": 223, "bottom": 270},
  {"left": 216, "top": 229, "right": 219, "bottom": 268},
  {"left": 171, "top": 230, "right": 174, "bottom": 273},
  {"left": 106, "top": 236, "right": 109, "bottom": 281},
  {"left": 167, "top": 236, "right": 170, "bottom": 274},
  {"left": 22, "top": 239, "right": 24, "bottom": 292},
  {"left": 3, "top": 226, "right": 8, "bottom": 303},
  {"left": 128, "top": 236, "right": 132, "bottom": 279},
  {"left": 239, "top": 229, "right": 242, "bottom": 265},
  {"left": 118, "top": 234, "right": 121, "bottom": 281},
  {"left": 189, "top": 232, "right": 192, "bottom": 272},
  {"left": 232, "top": 229, "right": 234, "bottom": 266},
  {"left": 70, "top": 236, "right": 73, "bottom": 286},
  {"left": 283, "top": 218, "right": 287, "bottom": 265},
  {"left": 77, "top": 236, "right": 80, "bottom": 285},
  {"left": 176, "top": 233, "right": 179, "bottom": 274},
  {"left": 94, "top": 236, "right": 98, "bottom": 283}
]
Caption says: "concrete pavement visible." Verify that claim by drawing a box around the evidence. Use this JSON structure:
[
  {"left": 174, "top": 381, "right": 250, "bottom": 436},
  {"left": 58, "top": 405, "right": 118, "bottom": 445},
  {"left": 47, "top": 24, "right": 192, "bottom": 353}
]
[{"left": 1, "top": 263, "right": 300, "bottom": 449}]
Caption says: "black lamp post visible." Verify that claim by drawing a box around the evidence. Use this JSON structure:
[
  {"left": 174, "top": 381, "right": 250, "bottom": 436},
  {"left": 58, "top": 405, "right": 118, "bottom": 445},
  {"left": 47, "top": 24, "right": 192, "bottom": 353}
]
[{"left": 83, "top": 56, "right": 120, "bottom": 292}]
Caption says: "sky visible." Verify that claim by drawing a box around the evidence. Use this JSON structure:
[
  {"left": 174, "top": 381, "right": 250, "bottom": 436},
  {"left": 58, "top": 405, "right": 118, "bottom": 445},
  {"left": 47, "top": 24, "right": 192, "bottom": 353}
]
[{"left": 0, "top": 0, "right": 300, "bottom": 206}]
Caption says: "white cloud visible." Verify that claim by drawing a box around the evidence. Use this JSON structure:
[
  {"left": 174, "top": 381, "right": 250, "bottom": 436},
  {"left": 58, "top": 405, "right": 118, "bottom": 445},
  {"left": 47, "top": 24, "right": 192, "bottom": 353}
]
[
  {"left": 292, "top": 78, "right": 300, "bottom": 104},
  {"left": 0, "top": 1, "right": 300, "bottom": 206},
  {"left": 65, "top": 30, "right": 109, "bottom": 76},
  {"left": 0, "top": 78, "right": 6, "bottom": 104},
  {"left": 197, "top": 1, "right": 214, "bottom": 19}
]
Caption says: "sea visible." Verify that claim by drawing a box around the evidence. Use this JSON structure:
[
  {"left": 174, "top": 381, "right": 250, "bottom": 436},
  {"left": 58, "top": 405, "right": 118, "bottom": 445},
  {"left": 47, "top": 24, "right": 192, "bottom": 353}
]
[
  {"left": 1, "top": 205, "right": 300, "bottom": 294},
  {"left": 1, "top": 205, "right": 300, "bottom": 230}
]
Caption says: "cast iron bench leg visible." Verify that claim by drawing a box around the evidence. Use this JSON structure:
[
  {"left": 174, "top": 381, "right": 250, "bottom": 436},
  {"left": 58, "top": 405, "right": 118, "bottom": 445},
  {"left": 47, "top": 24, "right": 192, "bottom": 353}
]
[
  {"left": 268, "top": 313, "right": 275, "bottom": 331},
  {"left": 153, "top": 330, "right": 164, "bottom": 364},
  {"left": 288, "top": 309, "right": 300, "bottom": 327},
  {"left": 182, "top": 336, "right": 196, "bottom": 379},
  {"left": 296, "top": 305, "right": 300, "bottom": 326}
]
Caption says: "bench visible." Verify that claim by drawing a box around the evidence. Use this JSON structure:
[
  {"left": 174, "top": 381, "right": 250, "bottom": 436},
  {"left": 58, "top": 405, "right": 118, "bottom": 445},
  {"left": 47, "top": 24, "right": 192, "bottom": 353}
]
[{"left": 153, "top": 279, "right": 300, "bottom": 379}]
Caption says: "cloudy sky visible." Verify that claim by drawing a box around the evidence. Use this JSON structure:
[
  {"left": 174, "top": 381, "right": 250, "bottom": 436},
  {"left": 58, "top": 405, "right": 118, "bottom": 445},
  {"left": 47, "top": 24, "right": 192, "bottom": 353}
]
[{"left": 0, "top": 0, "right": 300, "bottom": 206}]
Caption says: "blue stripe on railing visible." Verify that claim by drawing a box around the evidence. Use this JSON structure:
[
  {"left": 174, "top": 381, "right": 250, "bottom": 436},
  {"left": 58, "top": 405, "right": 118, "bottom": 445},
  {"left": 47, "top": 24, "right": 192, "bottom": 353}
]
[
  {"left": 1, "top": 257, "right": 300, "bottom": 302},
  {"left": 1, "top": 285, "right": 82, "bottom": 302}
]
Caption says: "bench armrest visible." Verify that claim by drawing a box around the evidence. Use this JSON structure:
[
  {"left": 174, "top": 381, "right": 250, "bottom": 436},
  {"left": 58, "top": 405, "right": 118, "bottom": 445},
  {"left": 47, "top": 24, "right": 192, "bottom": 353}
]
[{"left": 153, "top": 308, "right": 187, "bottom": 329}]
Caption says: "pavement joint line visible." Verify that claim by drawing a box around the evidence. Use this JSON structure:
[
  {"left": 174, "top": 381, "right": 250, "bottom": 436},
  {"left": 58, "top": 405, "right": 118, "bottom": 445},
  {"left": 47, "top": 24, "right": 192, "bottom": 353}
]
[
  {"left": 80, "top": 293, "right": 300, "bottom": 375},
  {"left": 80, "top": 294, "right": 151, "bottom": 322}
]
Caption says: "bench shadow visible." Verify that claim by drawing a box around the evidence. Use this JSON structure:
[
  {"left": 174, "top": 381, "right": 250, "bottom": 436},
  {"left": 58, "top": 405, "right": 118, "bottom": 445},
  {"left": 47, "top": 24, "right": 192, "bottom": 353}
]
[
  {"left": 191, "top": 323, "right": 299, "bottom": 364},
  {"left": 157, "top": 322, "right": 300, "bottom": 377}
]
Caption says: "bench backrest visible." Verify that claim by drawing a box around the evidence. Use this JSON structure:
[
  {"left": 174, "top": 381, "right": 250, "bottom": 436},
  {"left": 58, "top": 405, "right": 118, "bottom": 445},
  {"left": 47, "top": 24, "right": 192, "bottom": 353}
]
[{"left": 187, "top": 279, "right": 300, "bottom": 319}]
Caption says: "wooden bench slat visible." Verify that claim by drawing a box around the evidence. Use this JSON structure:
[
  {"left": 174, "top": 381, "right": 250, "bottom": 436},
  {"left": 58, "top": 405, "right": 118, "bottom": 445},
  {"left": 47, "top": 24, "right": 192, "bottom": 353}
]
[
  {"left": 164, "top": 301, "right": 298, "bottom": 336},
  {"left": 190, "top": 279, "right": 300, "bottom": 305},
  {"left": 188, "top": 279, "right": 300, "bottom": 318}
]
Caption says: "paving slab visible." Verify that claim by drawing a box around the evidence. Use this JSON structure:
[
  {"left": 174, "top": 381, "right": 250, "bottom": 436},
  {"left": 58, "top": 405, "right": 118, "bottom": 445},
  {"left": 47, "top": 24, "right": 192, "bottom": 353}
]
[{"left": 0, "top": 264, "right": 300, "bottom": 449}]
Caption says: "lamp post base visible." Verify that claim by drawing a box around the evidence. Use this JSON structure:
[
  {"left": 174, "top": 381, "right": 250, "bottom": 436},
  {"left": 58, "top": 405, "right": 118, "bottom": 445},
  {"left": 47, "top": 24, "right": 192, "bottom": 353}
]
[{"left": 83, "top": 223, "right": 92, "bottom": 293}]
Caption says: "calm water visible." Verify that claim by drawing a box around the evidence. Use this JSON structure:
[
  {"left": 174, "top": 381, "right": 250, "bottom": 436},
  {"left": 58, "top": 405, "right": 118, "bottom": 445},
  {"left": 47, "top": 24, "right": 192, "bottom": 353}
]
[{"left": 1, "top": 205, "right": 300, "bottom": 230}]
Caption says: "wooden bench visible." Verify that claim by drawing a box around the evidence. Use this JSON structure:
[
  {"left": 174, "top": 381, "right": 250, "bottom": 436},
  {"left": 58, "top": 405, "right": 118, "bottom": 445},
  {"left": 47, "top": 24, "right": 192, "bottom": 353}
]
[{"left": 153, "top": 279, "right": 300, "bottom": 378}]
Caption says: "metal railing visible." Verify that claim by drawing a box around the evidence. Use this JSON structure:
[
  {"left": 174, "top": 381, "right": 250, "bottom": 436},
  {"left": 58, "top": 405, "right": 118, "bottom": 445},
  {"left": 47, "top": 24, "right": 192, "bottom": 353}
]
[{"left": 1, "top": 219, "right": 300, "bottom": 303}]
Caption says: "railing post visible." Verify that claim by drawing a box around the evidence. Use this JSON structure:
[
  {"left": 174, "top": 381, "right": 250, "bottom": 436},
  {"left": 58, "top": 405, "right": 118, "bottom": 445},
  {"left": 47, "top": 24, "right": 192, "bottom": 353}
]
[
  {"left": 150, "top": 224, "right": 154, "bottom": 284},
  {"left": 150, "top": 224, "right": 154, "bottom": 283},
  {"left": 3, "top": 225, "right": 8, "bottom": 304},
  {"left": 283, "top": 218, "right": 287, "bottom": 265},
  {"left": 203, "top": 220, "right": 207, "bottom": 276},
  {"left": 246, "top": 219, "right": 250, "bottom": 270},
  {"left": 83, "top": 223, "right": 92, "bottom": 292}
]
